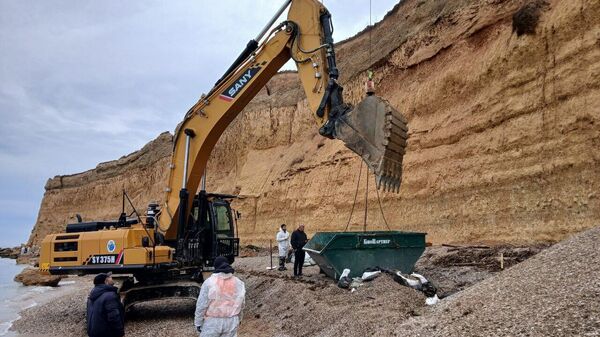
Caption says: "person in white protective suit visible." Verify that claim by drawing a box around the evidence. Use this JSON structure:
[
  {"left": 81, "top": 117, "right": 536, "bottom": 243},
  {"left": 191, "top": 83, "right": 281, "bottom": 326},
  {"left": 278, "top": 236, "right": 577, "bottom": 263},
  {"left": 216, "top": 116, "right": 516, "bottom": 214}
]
[
  {"left": 276, "top": 224, "right": 290, "bottom": 271},
  {"left": 194, "top": 256, "right": 246, "bottom": 337}
]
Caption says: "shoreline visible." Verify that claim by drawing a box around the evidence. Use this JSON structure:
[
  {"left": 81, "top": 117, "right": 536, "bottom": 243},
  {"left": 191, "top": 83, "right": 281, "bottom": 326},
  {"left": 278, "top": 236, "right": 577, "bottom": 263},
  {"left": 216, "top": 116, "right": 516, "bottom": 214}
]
[
  {"left": 0, "top": 258, "right": 27, "bottom": 337},
  {"left": 4, "top": 272, "right": 89, "bottom": 337}
]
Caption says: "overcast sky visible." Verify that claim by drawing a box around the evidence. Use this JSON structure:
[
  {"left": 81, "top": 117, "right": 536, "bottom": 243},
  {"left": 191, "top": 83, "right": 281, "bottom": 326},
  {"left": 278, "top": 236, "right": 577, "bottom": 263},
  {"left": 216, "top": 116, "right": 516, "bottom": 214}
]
[{"left": 0, "top": 0, "right": 399, "bottom": 247}]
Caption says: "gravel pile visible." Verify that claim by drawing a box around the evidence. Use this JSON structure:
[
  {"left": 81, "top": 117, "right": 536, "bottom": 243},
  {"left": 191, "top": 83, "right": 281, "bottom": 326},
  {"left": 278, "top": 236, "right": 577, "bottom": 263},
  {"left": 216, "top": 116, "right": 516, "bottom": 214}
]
[
  {"left": 13, "top": 242, "right": 558, "bottom": 336},
  {"left": 239, "top": 266, "right": 425, "bottom": 337},
  {"left": 397, "top": 226, "right": 600, "bottom": 336},
  {"left": 239, "top": 245, "right": 273, "bottom": 258},
  {"left": 13, "top": 279, "right": 89, "bottom": 337}
]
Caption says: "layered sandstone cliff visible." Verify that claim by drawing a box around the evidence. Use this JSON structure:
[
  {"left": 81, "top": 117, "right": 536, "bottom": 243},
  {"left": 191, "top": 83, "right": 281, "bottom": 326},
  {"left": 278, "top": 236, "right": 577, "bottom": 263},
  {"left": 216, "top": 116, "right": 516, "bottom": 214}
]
[{"left": 29, "top": 0, "right": 600, "bottom": 247}]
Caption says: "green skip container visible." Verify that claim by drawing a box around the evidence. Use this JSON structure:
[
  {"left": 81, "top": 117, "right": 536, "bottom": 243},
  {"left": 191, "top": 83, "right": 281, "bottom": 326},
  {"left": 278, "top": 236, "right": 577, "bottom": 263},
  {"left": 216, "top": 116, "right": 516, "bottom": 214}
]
[{"left": 303, "top": 231, "right": 426, "bottom": 280}]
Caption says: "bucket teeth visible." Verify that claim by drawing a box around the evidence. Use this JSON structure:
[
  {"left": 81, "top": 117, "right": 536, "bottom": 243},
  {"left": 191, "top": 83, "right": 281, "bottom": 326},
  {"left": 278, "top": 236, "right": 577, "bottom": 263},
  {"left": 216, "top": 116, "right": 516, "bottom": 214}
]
[
  {"left": 379, "top": 174, "right": 401, "bottom": 193},
  {"left": 334, "top": 95, "right": 408, "bottom": 193}
]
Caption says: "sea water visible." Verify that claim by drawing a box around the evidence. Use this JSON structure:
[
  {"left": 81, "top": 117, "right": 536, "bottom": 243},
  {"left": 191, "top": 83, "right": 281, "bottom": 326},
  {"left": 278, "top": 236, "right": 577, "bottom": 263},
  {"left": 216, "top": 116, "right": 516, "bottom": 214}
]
[{"left": 0, "top": 258, "right": 47, "bottom": 337}]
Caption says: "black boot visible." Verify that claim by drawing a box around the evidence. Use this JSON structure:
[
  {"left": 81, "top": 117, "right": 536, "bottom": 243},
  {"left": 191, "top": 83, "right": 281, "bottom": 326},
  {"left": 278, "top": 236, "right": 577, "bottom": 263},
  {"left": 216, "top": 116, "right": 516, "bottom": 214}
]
[{"left": 278, "top": 257, "right": 286, "bottom": 271}]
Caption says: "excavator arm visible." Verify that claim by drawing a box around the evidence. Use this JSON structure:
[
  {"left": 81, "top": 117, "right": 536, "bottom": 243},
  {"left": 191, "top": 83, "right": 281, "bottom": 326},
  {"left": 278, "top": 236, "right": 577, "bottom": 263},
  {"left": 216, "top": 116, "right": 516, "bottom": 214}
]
[{"left": 161, "top": 0, "right": 408, "bottom": 241}]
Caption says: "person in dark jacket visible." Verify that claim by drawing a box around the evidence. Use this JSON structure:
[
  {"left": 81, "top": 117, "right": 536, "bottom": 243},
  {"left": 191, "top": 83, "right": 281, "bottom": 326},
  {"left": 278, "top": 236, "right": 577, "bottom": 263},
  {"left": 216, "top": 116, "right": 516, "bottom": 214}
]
[
  {"left": 290, "top": 224, "right": 308, "bottom": 277},
  {"left": 86, "top": 272, "right": 125, "bottom": 337}
]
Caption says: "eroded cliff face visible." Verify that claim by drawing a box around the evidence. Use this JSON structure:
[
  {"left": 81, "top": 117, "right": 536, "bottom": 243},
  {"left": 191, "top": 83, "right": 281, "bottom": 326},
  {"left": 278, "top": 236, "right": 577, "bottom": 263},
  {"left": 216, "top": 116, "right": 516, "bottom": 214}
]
[{"left": 28, "top": 0, "right": 600, "bottom": 247}]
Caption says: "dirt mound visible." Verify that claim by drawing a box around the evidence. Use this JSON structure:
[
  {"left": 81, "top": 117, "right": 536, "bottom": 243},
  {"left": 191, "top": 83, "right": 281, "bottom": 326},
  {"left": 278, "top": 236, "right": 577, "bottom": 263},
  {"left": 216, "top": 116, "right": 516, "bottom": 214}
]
[
  {"left": 234, "top": 255, "right": 428, "bottom": 336},
  {"left": 239, "top": 244, "right": 272, "bottom": 258},
  {"left": 427, "top": 244, "right": 550, "bottom": 272},
  {"left": 413, "top": 245, "right": 550, "bottom": 298},
  {"left": 398, "top": 226, "right": 600, "bottom": 336},
  {"left": 240, "top": 270, "right": 425, "bottom": 337}
]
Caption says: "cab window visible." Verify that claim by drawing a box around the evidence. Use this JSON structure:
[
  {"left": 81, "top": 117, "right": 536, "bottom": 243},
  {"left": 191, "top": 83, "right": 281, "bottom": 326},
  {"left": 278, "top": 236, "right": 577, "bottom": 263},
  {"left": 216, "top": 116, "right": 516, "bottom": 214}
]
[
  {"left": 214, "top": 204, "right": 232, "bottom": 232},
  {"left": 191, "top": 205, "right": 199, "bottom": 223}
]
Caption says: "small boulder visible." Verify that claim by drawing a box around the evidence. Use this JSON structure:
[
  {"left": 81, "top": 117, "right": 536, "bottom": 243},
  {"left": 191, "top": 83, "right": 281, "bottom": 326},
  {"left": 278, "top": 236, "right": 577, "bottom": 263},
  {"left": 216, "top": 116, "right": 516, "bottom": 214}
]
[
  {"left": 14, "top": 268, "right": 63, "bottom": 287},
  {"left": 0, "top": 247, "right": 19, "bottom": 259}
]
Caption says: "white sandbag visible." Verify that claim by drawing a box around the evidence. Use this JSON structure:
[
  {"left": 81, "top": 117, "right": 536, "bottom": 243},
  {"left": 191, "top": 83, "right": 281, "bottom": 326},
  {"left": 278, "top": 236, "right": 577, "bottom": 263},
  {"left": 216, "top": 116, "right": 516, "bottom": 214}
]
[
  {"left": 426, "top": 294, "right": 440, "bottom": 306},
  {"left": 410, "top": 272, "right": 429, "bottom": 284},
  {"left": 289, "top": 252, "right": 316, "bottom": 266},
  {"left": 361, "top": 270, "right": 381, "bottom": 281},
  {"left": 395, "top": 271, "right": 422, "bottom": 289},
  {"left": 304, "top": 252, "right": 316, "bottom": 266},
  {"left": 337, "top": 268, "right": 352, "bottom": 289},
  {"left": 350, "top": 278, "right": 363, "bottom": 289}
]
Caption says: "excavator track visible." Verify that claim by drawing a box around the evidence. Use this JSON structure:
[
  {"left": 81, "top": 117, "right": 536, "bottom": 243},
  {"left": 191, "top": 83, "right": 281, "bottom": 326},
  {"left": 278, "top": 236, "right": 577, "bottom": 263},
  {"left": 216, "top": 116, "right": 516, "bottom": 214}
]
[
  {"left": 119, "top": 279, "right": 201, "bottom": 311},
  {"left": 335, "top": 95, "right": 408, "bottom": 192}
]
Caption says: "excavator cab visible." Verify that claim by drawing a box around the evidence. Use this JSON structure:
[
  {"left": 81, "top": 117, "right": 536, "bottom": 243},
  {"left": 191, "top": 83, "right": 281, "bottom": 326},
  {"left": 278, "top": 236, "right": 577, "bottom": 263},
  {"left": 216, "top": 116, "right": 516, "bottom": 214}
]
[
  {"left": 120, "top": 192, "right": 239, "bottom": 310},
  {"left": 178, "top": 192, "right": 239, "bottom": 267}
]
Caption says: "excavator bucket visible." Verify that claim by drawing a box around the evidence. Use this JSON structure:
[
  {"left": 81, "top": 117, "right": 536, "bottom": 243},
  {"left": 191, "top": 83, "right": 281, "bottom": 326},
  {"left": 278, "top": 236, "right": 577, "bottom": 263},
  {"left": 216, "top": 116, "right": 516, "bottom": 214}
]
[{"left": 335, "top": 96, "right": 408, "bottom": 192}]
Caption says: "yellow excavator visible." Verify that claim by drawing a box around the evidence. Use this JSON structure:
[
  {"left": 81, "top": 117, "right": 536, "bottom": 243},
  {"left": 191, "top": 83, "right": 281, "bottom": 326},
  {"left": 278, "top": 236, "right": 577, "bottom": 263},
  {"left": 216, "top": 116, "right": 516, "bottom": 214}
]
[{"left": 39, "top": 0, "right": 408, "bottom": 308}]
